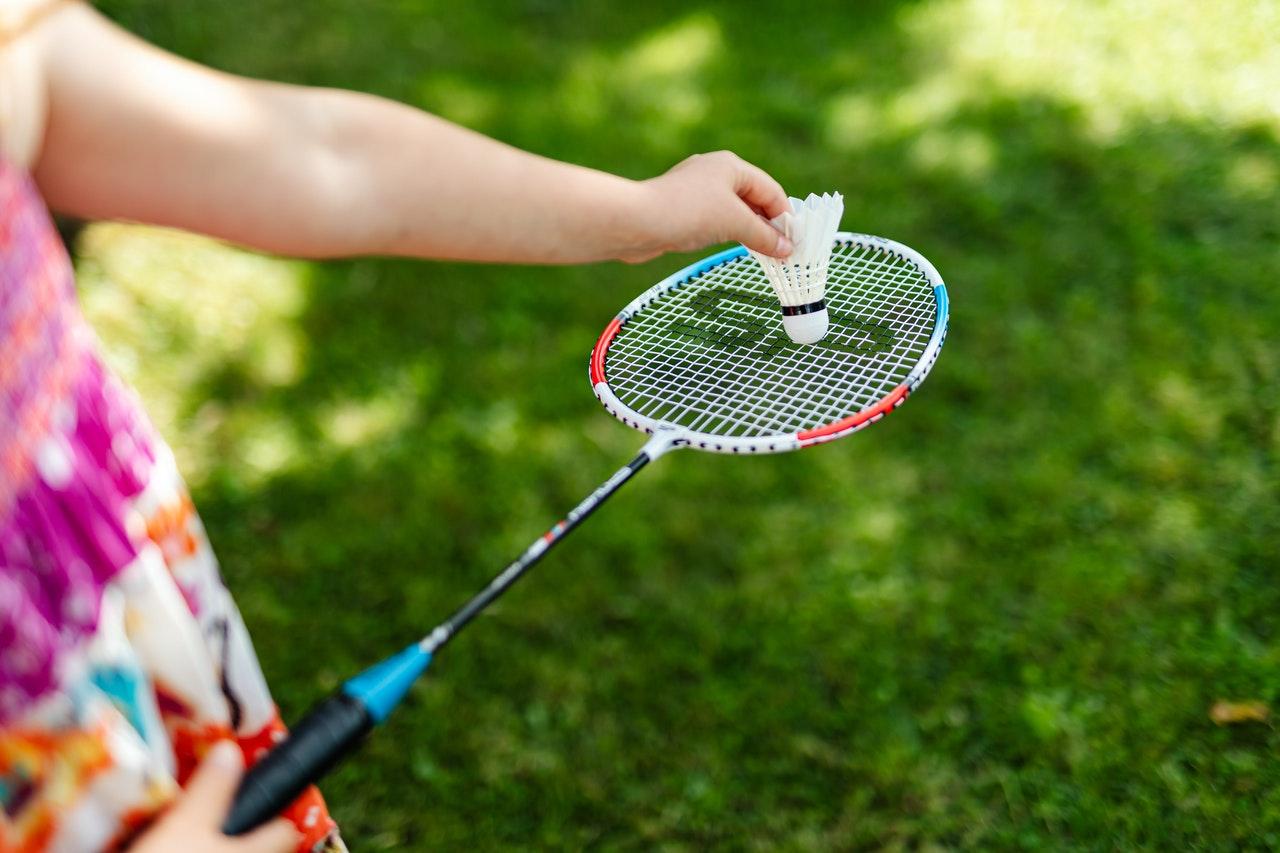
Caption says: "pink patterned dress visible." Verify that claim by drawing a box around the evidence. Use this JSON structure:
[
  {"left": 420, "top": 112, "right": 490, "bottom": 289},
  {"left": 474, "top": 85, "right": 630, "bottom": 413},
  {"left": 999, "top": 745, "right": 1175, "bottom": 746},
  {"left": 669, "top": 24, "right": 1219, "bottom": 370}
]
[{"left": 0, "top": 157, "right": 346, "bottom": 851}]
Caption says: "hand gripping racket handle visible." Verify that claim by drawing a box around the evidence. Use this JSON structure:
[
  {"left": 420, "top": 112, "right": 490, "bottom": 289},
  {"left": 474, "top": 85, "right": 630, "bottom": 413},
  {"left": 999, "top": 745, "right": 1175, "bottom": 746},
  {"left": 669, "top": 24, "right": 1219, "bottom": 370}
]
[
  {"left": 221, "top": 692, "right": 372, "bottom": 835},
  {"left": 223, "top": 643, "right": 431, "bottom": 835}
]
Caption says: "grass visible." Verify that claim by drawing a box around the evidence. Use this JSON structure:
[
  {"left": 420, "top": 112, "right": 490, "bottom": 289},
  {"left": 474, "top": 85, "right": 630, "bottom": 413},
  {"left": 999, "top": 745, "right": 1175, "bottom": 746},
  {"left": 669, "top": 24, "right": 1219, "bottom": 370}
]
[{"left": 79, "top": 0, "right": 1280, "bottom": 848}]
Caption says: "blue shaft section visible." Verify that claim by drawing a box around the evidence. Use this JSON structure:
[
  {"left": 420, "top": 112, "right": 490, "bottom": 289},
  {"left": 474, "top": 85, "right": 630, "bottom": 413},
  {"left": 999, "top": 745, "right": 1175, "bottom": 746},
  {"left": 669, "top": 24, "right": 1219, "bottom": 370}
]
[{"left": 342, "top": 643, "right": 433, "bottom": 724}]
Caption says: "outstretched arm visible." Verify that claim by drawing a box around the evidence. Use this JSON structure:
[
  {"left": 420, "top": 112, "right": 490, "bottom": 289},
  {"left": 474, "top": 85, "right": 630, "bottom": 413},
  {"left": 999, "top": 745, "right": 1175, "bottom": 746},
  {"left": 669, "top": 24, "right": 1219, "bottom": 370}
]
[{"left": 29, "top": 3, "right": 791, "bottom": 264}]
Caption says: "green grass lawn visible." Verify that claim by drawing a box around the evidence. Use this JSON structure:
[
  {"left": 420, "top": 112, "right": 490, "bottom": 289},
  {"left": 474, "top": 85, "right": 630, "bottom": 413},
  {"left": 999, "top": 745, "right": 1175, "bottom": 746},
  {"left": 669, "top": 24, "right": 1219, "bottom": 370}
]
[{"left": 81, "top": 1, "right": 1279, "bottom": 848}]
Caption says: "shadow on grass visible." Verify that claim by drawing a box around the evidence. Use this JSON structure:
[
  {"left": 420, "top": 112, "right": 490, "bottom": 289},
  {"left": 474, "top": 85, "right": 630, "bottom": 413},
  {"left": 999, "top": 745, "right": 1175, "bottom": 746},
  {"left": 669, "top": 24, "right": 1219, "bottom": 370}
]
[{"left": 87, "top": 1, "right": 1280, "bottom": 848}]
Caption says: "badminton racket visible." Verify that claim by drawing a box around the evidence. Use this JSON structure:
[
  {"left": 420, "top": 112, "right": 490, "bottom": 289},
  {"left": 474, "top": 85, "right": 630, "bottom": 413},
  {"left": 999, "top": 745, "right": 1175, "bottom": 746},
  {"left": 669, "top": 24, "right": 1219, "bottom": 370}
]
[{"left": 223, "top": 232, "right": 949, "bottom": 834}]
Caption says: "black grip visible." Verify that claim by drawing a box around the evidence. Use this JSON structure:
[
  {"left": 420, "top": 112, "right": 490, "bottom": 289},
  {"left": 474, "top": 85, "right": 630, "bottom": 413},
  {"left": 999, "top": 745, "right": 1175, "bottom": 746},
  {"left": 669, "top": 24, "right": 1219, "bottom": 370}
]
[{"left": 222, "top": 692, "right": 373, "bottom": 836}]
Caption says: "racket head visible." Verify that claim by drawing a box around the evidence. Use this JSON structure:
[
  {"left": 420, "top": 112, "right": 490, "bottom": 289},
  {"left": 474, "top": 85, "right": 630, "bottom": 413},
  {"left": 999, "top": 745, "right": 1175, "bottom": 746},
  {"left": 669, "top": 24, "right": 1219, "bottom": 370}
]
[{"left": 589, "top": 232, "right": 948, "bottom": 454}]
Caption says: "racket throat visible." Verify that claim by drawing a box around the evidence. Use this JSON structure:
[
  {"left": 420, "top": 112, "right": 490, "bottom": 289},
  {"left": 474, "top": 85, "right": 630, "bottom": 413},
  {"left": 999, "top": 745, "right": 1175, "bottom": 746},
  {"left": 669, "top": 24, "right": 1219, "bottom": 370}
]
[{"left": 638, "top": 426, "right": 683, "bottom": 461}]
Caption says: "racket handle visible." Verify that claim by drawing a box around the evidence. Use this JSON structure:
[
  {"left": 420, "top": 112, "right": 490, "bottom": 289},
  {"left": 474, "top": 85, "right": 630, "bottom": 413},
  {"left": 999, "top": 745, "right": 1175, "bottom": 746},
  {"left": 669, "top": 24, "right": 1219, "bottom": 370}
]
[
  {"left": 222, "top": 693, "right": 372, "bottom": 836},
  {"left": 222, "top": 643, "right": 431, "bottom": 835}
]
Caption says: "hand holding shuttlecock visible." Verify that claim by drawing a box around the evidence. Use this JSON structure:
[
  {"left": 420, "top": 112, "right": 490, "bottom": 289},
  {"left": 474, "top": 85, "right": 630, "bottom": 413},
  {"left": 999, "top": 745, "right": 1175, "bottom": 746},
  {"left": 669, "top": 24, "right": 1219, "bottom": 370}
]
[{"left": 748, "top": 192, "right": 844, "bottom": 344}]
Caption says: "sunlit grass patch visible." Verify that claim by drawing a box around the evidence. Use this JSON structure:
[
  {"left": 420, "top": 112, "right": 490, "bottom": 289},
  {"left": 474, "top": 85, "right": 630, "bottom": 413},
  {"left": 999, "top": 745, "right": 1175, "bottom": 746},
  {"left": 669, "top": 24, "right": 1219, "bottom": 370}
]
[
  {"left": 76, "top": 223, "right": 312, "bottom": 481},
  {"left": 827, "top": 0, "right": 1280, "bottom": 158},
  {"left": 552, "top": 14, "right": 721, "bottom": 151},
  {"left": 903, "top": 0, "right": 1280, "bottom": 137}
]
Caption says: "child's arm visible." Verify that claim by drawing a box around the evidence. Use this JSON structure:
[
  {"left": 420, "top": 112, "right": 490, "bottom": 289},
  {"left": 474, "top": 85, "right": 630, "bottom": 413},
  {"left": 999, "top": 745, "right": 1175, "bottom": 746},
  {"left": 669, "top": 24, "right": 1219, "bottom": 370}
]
[{"left": 30, "top": 3, "right": 792, "bottom": 263}]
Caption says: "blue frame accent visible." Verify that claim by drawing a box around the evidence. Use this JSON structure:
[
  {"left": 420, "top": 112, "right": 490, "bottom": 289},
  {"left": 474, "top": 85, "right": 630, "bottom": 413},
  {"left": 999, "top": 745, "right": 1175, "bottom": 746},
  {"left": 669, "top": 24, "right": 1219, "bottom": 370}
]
[
  {"left": 930, "top": 283, "right": 949, "bottom": 349},
  {"left": 671, "top": 245, "right": 748, "bottom": 288}
]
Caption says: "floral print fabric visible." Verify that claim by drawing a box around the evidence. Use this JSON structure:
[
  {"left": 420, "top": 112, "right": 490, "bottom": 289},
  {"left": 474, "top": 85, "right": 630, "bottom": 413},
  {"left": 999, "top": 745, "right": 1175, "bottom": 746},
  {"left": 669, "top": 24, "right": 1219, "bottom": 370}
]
[{"left": 0, "top": 157, "right": 345, "bottom": 851}]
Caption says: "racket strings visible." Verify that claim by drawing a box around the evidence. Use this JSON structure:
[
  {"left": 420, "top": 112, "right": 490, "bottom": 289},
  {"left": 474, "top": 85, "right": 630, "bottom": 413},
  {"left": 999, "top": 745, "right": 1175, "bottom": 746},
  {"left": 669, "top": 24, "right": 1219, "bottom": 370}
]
[{"left": 605, "top": 243, "right": 936, "bottom": 438}]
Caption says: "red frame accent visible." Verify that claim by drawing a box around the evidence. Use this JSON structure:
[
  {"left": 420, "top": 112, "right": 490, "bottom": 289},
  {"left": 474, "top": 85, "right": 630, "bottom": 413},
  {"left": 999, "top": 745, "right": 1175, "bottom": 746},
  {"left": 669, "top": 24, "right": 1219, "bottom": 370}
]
[
  {"left": 590, "top": 317, "right": 623, "bottom": 385},
  {"left": 796, "top": 383, "right": 910, "bottom": 442}
]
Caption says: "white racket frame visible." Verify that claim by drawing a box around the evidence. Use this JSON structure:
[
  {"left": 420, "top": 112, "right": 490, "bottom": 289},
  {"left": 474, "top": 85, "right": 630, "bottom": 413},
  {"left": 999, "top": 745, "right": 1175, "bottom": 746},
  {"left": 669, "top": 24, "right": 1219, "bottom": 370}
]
[{"left": 590, "top": 232, "right": 949, "bottom": 460}]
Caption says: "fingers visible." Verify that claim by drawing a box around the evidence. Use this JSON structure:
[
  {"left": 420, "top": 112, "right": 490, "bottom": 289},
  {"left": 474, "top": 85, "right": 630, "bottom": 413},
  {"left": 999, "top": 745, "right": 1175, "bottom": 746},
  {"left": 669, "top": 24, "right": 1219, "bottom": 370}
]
[
  {"left": 177, "top": 740, "right": 245, "bottom": 826},
  {"left": 185, "top": 742, "right": 300, "bottom": 850},
  {"left": 240, "top": 818, "right": 303, "bottom": 853},
  {"left": 730, "top": 156, "right": 790, "bottom": 220},
  {"left": 722, "top": 152, "right": 792, "bottom": 255},
  {"left": 653, "top": 150, "right": 794, "bottom": 259},
  {"left": 734, "top": 205, "right": 793, "bottom": 258},
  {"left": 131, "top": 740, "right": 301, "bottom": 852}
]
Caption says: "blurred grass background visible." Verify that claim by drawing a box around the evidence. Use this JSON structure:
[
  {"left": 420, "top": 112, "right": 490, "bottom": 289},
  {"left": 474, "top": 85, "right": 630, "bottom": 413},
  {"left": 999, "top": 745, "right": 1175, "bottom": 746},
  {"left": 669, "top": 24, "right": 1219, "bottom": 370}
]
[{"left": 78, "top": 0, "right": 1279, "bottom": 848}]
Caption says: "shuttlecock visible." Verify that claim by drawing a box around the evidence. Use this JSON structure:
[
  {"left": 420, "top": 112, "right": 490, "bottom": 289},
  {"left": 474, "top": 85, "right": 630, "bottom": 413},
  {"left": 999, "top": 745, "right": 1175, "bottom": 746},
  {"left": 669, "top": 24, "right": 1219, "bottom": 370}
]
[{"left": 748, "top": 192, "right": 844, "bottom": 344}]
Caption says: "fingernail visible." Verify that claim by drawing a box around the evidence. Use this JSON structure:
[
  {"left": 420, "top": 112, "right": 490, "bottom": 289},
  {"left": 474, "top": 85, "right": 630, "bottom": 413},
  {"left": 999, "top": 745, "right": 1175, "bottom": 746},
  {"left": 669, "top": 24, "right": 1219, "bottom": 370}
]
[
  {"left": 776, "top": 235, "right": 793, "bottom": 256},
  {"left": 208, "top": 741, "right": 243, "bottom": 772}
]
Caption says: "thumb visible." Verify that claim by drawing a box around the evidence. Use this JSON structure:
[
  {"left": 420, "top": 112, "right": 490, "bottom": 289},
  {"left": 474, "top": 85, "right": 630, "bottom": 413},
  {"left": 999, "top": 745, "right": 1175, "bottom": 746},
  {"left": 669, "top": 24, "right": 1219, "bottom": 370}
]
[
  {"left": 736, "top": 207, "right": 793, "bottom": 258},
  {"left": 239, "top": 818, "right": 303, "bottom": 853},
  {"left": 175, "top": 740, "right": 245, "bottom": 827}
]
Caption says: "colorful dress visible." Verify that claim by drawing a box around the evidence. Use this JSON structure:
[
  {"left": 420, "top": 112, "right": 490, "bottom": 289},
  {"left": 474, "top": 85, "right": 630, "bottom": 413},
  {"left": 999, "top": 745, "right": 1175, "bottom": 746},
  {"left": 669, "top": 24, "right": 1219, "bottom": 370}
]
[{"left": 0, "top": 157, "right": 346, "bottom": 851}]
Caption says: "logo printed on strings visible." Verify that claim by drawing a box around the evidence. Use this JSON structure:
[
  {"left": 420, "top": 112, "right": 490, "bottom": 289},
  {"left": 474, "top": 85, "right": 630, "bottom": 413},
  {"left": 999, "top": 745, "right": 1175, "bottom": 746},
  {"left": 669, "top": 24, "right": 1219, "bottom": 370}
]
[{"left": 664, "top": 286, "right": 897, "bottom": 358}]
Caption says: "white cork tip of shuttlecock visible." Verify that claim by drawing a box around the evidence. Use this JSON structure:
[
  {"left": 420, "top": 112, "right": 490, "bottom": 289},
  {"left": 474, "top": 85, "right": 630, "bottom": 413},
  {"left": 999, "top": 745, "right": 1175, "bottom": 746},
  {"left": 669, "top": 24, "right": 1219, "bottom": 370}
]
[
  {"left": 747, "top": 191, "right": 844, "bottom": 344},
  {"left": 782, "top": 307, "right": 829, "bottom": 344}
]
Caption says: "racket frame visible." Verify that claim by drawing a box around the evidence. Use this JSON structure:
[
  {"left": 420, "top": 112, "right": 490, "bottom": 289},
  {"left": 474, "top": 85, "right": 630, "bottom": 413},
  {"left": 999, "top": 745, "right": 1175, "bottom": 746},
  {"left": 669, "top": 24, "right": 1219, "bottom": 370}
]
[{"left": 590, "top": 233, "right": 949, "bottom": 454}]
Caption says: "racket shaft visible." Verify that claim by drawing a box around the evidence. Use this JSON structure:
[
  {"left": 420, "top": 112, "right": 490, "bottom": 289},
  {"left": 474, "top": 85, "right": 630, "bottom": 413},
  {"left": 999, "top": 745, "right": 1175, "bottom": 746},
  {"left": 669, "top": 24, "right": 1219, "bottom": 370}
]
[
  {"left": 432, "top": 450, "right": 651, "bottom": 648},
  {"left": 223, "top": 443, "right": 661, "bottom": 836}
]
